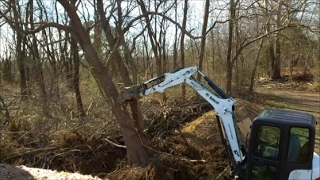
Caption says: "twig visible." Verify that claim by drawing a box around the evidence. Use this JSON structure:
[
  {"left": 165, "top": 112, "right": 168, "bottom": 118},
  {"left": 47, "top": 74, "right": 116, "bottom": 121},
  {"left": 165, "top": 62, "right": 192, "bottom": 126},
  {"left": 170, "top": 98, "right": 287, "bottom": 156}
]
[
  {"left": 181, "top": 158, "right": 206, "bottom": 163},
  {"left": 86, "top": 102, "right": 93, "bottom": 116},
  {"left": 3, "top": 146, "right": 58, "bottom": 162},
  {"left": 104, "top": 138, "right": 126, "bottom": 149},
  {"left": 207, "top": 133, "right": 219, "bottom": 140},
  {"left": 0, "top": 131, "right": 29, "bottom": 134}
]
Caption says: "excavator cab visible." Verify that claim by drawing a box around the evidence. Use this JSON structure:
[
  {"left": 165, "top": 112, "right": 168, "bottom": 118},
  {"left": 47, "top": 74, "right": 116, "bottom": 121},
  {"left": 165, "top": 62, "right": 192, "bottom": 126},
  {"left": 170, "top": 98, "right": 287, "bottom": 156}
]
[{"left": 246, "top": 109, "right": 317, "bottom": 180}]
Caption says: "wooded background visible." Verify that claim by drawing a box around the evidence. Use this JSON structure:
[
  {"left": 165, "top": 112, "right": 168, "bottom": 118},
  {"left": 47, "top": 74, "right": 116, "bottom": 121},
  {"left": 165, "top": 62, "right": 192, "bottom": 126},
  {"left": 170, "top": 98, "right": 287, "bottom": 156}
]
[{"left": 0, "top": 0, "right": 319, "bottom": 168}]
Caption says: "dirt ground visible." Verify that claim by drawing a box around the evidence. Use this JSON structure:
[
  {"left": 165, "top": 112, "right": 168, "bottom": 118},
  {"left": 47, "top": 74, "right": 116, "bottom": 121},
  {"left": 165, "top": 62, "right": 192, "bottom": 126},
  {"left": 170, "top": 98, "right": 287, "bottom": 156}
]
[
  {"left": 254, "top": 80, "right": 320, "bottom": 116},
  {"left": 1, "top": 73, "right": 319, "bottom": 180}
]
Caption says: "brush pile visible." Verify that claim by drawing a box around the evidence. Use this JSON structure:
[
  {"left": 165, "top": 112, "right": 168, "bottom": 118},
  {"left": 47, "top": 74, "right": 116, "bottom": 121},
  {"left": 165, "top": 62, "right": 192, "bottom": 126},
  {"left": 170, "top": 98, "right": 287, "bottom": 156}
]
[{"left": 0, "top": 96, "right": 262, "bottom": 179}]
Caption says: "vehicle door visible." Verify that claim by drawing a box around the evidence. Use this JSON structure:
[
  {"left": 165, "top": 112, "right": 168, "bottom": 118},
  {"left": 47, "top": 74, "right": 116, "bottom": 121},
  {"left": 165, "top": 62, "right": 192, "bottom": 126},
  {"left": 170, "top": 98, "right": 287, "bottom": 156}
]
[{"left": 248, "top": 124, "right": 283, "bottom": 180}]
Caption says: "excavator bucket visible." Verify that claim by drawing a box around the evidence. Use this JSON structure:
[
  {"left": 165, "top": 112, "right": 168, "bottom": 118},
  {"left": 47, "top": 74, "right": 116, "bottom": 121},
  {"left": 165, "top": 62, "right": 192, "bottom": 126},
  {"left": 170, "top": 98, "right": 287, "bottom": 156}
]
[{"left": 118, "top": 84, "right": 145, "bottom": 104}]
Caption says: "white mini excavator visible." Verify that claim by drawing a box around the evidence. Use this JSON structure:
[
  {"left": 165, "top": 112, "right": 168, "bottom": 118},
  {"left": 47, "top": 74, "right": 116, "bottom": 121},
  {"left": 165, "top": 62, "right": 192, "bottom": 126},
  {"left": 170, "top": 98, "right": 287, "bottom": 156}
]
[{"left": 118, "top": 66, "right": 320, "bottom": 180}]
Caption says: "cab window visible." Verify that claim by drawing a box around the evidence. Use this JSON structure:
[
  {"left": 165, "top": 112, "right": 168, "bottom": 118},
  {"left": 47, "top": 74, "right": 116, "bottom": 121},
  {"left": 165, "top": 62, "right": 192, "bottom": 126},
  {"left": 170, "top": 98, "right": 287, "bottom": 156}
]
[
  {"left": 252, "top": 125, "right": 281, "bottom": 180},
  {"left": 254, "top": 125, "right": 281, "bottom": 161},
  {"left": 287, "top": 127, "right": 310, "bottom": 163}
]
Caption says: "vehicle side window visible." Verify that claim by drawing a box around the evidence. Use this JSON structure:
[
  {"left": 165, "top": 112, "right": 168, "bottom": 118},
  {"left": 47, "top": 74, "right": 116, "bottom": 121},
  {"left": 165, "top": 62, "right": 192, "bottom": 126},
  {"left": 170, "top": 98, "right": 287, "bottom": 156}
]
[
  {"left": 254, "top": 125, "right": 281, "bottom": 161},
  {"left": 252, "top": 125, "right": 280, "bottom": 180},
  {"left": 287, "top": 127, "right": 310, "bottom": 163}
]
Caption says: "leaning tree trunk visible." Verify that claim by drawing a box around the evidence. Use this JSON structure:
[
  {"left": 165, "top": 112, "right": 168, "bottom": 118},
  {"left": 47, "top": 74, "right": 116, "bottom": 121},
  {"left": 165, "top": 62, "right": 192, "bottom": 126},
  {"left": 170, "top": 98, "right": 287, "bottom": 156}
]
[
  {"left": 97, "top": 0, "right": 149, "bottom": 150},
  {"left": 57, "top": 0, "right": 149, "bottom": 167}
]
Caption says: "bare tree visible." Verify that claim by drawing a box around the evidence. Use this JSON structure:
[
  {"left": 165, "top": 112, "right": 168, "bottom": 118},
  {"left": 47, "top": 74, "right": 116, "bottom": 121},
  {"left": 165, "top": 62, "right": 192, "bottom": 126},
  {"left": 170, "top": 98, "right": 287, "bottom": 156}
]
[
  {"left": 137, "top": 0, "right": 162, "bottom": 77},
  {"left": 180, "top": 0, "right": 188, "bottom": 97},
  {"left": 10, "top": 0, "right": 28, "bottom": 100},
  {"left": 226, "top": 0, "right": 236, "bottom": 93},
  {"left": 173, "top": 0, "right": 179, "bottom": 69},
  {"left": 271, "top": 0, "right": 283, "bottom": 79},
  {"left": 67, "top": 0, "right": 85, "bottom": 117},
  {"left": 197, "top": 0, "right": 210, "bottom": 81}
]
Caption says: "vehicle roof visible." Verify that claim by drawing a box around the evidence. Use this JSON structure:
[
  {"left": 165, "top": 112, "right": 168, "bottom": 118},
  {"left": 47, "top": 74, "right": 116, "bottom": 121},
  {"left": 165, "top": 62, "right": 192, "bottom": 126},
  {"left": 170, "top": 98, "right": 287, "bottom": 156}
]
[{"left": 255, "top": 109, "right": 316, "bottom": 126}]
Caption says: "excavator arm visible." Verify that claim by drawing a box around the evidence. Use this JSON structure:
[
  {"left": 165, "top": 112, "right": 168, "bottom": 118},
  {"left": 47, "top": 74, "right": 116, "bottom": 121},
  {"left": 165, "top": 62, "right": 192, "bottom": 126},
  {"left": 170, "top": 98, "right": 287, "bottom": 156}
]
[{"left": 119, "top": 66, "right": 246, "bottom": 176}]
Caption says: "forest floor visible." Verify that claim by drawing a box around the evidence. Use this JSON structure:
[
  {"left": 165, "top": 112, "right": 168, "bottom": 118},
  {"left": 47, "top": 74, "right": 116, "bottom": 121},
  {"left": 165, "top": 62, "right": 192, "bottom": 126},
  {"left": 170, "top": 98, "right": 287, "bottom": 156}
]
[{"left": 0, "top": 72, "right": 319, "bottom": 180}]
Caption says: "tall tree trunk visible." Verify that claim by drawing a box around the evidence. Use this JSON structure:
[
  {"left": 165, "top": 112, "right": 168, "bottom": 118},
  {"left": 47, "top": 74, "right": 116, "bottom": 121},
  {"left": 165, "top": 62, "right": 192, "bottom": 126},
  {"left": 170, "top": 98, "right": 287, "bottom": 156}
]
[
  {"left": 249, "top": 40, "right": 264, "bottom": 93},
  {"left": 160, "top": 16, "right": 167, "bottom": 102},
  {"left": 272, "top": 0, "right": 282, "bottom": 79},
  {"left": 12, "top": 1, "right": 28, "bottom": 100},
  {"left": 272, "top": 34, "right": 281, "bottom": 79},
  {"left": 93, "top": 0, "right": 102, "bottom": 53},
  {"left": 137, "top": 0, "right": 161, "bottom": 76},
  {"left": 210, "top": 29, "right": 215, "bottom": 75},
  {"left": 226, "top": 0, "right": 235, "bottom": 93},
  {"left": 42, "top": 27, "right": 56, "bottom": 96},
  {"left": 69, "top": 0, "right": 85, "bottom": 117},
  {"left": 2, "top": 57, "right": 12, "bottom": 83},
  {"left": 173, "top": 0, "right": 178, "bottom": 69},
  {"left": 180, "top": 0, "right": 188, "bottom": 97},
  {"left": 17, "top": 32, "right": 27, "bottom": 99},
  {"left": 29, "top": 0, "right": 48, "bottom": 117},
  {"left": 197, "top": 0, "right": 210, "bottom": 81},
  {"left": 71, "top": 38, "right": 85, "bottom": 117},
  {"left": 142, "top": 34, "right": 151, "bottom": 77},
  {"left": 266, "top": 0, "right": 282, "bottom": 80},
  {"left": 234, "top": 5, "right": 241, "bottom": 88},
  {"left": 154, "top": 2, "right": 161, "bottom": 77},
  {"left": 264, "top": 0, "right": 272, "bottom": 78}
]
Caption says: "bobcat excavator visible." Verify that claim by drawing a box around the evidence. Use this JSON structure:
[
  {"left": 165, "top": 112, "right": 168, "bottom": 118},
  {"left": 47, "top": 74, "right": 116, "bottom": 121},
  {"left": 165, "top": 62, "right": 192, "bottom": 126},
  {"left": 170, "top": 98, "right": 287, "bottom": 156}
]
[{"left": 118, "top": 66, "right": 320, "bottom": 180}]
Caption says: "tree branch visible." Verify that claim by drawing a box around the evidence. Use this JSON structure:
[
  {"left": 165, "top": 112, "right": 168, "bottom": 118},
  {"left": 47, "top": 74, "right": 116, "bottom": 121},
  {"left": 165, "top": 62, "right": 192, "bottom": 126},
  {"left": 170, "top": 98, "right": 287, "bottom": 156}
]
[
  {"left": 104, "top": 138, "right": 126, "bottom": 149},
  {"left": 1, "top": 13, "right": 72, "bottom": 35},
  {"left": 123, "top": 11, "right": 202, "bottom": 39},
  {"left": 123, "top": 10, "right": 251, "bottom": 40},
  {"left": 231, "top": 24, "right": 299, "bottom": 65}
]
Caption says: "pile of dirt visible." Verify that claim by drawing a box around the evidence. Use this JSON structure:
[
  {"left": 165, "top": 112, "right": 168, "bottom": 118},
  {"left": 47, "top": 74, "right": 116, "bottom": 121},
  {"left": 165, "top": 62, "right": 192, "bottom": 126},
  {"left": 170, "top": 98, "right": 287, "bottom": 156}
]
[
  {"left": 107, "top": 98, "right": 231, "bottom": 180},
  {"left": 107, "top": 134, "right": 228, "bottom": 180},
  {"left": 181, "top": 111, "right": 220, "bottom": 148}
]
